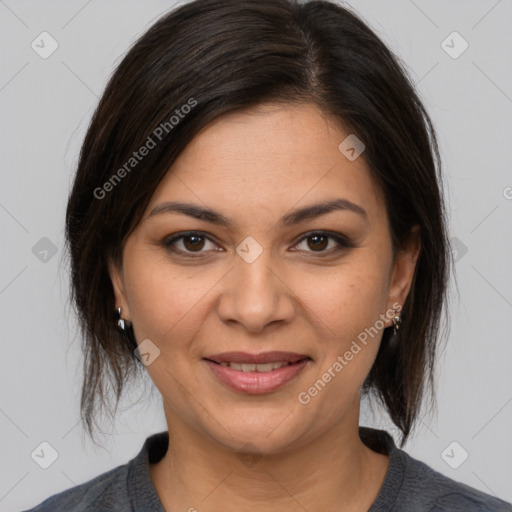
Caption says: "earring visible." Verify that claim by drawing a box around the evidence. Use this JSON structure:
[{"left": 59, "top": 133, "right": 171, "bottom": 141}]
[
  {"left": 116, "top": 307, "right": 127, "bottom": 331},
  {"left": 392, "top": 309, "right": 402, "bottom": 336}
]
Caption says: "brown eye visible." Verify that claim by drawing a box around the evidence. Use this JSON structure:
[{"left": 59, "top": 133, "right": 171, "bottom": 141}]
[
  {"left": 182, "top": 233, "right": 206, "bottom": 251},
  {"left": 163, "top": 230, "right": 353, "bottom": 258},
  {"left": 163, "top": 231, "right": 218, "bottom": 255},
  {"left": 293, "top": 231, "right": 352, "bottom": 255},
  {"left": 306, "top": 234, "right": 329, "bottom": 251}
]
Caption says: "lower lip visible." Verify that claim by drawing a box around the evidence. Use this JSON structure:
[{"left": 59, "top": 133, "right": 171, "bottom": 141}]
[{"left": 203, "top": 359, "right": 310, "bottom": 394}]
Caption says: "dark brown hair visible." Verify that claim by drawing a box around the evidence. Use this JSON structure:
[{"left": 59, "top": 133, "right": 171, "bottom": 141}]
[{"left": 65, "top": 0, "right": 450, "bottom": 447}]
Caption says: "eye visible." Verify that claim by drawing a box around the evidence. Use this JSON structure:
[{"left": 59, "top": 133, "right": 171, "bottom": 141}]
[
  {"left": 291, "top": 231, "right": 353, "bottom": 255},
  {"left": 163, "top": 231, "right": 220, "bottom": 255},
  {"left": 162, "top": 230, "right": 353, "bottom": 258}
]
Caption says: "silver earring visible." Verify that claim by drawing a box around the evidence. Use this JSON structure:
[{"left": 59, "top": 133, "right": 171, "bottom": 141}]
[
  {"left": 117, "top": 307, "right": 127, "bottom": 331},
  {"left": 392, "top": 310, "right": 401, "bottom": 336}
]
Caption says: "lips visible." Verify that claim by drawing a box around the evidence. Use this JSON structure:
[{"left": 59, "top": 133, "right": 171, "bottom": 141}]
[{"left": 202, "top": 351, "right": 312, "bottom": 394}]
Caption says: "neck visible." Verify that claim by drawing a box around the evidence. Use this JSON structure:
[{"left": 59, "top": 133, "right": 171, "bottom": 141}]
[{"left": 149, "top": 403, "right": 390, "bottom": 511}]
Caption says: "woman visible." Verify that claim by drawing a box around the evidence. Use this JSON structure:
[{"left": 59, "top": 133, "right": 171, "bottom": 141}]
[{"left": 25, "top": 0, "right": 512, "bottom": 510}]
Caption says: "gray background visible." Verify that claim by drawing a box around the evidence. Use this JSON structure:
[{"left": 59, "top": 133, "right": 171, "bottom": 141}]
[{"left": 1, "top": 0, "right": 511, "bottom": 510}]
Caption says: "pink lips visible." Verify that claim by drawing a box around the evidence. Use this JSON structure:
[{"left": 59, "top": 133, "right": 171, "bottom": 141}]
[{"left": 203, "top": 351, "right": 311, "bottom": 394}]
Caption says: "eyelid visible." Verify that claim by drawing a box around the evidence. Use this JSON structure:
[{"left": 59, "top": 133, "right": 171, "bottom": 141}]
[{"left": 162, "top": 230, "right": 354, "bottom": 256}]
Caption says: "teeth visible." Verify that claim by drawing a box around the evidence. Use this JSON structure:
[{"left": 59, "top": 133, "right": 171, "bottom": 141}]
[
  {"left": 256, "top": 363, "right": 277, "bottom": 372},
  {"left": 219, "top": 361, "right": 291, "bottom": 372}
]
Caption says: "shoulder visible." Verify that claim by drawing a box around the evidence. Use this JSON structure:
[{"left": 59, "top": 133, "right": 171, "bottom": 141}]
[
  {"left": 23, "top": 431, "right": 168, "bottom": 512},
  {"left": 360, "top": 428, "right": 512, "bottom": 512},
  {"left": 396, "top": 449, "right": 512, "bottom": 511},
  {"left": 23, "top": 462, "right": 132, "bottom": 512}
]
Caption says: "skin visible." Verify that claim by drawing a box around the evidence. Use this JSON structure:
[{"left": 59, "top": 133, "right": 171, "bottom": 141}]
[{"left": 109, "top": 102, "right": 420, "bottom": 512}]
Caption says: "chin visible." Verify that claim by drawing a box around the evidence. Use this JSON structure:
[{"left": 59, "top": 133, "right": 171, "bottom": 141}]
[{"left": 204, "top": 410, "right": 311, "bottom": 455}]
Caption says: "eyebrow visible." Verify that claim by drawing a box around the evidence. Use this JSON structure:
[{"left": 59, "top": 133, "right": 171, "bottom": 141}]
[{"left": 147, "top": 198, "right": 367, "bottom": 227}]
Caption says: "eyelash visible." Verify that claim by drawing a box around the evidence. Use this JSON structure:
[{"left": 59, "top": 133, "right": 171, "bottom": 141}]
[{"left": 162, "top": 230, "right": 354, "bottom": 258}]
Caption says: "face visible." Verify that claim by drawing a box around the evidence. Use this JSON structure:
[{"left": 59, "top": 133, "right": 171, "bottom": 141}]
[{"left": 109, "top": 102, "right": 419, "bottom": 454}]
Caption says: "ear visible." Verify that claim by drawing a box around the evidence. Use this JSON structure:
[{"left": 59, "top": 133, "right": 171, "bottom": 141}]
[
  {"left": 386, "top": 225, "right": 421, "bottom": 321},
  {"left": 108, "top": 257, "right": 131, "bottom": 321}
]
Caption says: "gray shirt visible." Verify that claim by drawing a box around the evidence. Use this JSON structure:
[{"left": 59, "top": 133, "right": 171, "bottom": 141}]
[{"left": 24, "top": 427, "right": 512, "bottom": 511}]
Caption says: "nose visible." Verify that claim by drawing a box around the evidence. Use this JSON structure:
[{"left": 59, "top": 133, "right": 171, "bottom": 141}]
[{"left": 216, "top": 247, "right": 296, "bottom": 333}]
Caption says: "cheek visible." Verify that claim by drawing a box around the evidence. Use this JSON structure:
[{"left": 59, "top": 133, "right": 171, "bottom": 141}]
[
  {"left": 124, "top": 243, "right": 391, "bottom": 348},
  {"left": 122, "top": 247, "right": 204, "bottom": 344},
  {"left": 293, "top": 249, "right": 392, "bottom": 401},
  {"left": 295, "top": 268, "right": 390, "bottom": 419},
  {"left": 298, "top": 254, "right": 391, "bottom": 338}
]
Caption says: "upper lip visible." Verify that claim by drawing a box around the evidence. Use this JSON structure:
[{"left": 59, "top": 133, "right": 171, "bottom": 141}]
[{"left": 203, "top": 351, "right": 311, "bottom": 364}]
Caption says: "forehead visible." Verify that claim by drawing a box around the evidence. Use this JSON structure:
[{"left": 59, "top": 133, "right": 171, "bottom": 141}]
[{"left": 146, "top": 103, "right": 385, "bottom": 226}]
